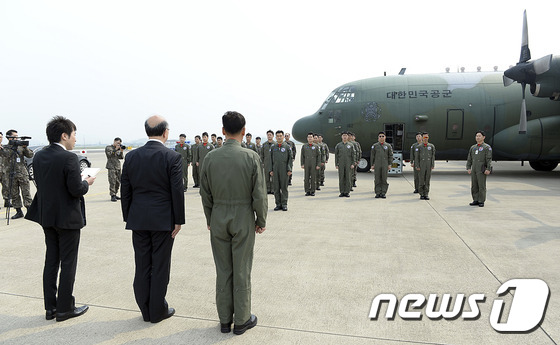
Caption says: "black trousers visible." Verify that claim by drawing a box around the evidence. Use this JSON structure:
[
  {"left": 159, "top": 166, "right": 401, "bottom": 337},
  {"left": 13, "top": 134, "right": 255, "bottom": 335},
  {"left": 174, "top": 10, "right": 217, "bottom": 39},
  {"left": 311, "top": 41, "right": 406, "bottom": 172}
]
[
  {"left": 132, "top": 230, "right": 174, "bottom": 322},
  {"left": 43, "top": 227, "right": 81, "bottom": 313}
]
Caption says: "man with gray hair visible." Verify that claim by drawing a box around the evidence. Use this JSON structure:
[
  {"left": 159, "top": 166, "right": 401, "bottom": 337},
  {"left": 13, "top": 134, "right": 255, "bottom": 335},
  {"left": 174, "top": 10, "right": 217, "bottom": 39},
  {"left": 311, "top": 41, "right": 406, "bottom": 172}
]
[{"left": 121, "top": 115, "right": 185, "bottom": 323}]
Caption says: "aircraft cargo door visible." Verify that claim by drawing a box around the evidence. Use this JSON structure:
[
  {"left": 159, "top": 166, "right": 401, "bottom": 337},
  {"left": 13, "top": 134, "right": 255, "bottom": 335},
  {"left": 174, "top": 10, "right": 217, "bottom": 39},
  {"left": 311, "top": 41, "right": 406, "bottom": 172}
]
[{"left": 446, "top": 109, "right": 464, "bottom": 140}]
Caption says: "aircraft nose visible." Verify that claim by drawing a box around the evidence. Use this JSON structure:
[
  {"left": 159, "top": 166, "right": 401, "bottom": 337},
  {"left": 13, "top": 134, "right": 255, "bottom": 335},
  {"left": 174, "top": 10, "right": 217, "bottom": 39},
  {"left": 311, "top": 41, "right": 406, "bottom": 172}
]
[{"left": 292, "top": 114, "right": 317, "bottom": 142}]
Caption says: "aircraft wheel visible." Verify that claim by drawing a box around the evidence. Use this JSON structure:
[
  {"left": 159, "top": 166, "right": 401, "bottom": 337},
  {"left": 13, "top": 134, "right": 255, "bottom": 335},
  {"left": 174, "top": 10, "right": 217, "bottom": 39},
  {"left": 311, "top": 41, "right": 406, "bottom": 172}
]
[
  {"left": 357, "top": 157, "right": 370, "bottom": 172},
  {"left": 529, "top": 160, "right": 559, "bottom": 171}
]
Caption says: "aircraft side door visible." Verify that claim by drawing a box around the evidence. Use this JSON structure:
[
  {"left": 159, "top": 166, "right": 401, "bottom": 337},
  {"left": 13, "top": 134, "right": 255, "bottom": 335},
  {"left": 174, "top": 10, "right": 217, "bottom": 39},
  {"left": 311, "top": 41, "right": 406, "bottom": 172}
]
[{"left": 446, "top": 109, "right": 464, "bottom": 140}]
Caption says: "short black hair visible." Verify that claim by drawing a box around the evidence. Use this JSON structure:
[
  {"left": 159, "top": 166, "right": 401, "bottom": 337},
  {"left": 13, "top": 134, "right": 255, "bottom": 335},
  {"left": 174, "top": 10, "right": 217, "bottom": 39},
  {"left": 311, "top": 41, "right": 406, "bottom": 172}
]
[
  {"left": 422, "top": 132, "right": 429, "bottom": 136},
  {"left": 211, "top": 133, "right": 217, "bottom": 137},
  {"left": 266, "top": 130, "right": 274, "bottom": 135},
  {"left": 144, "top": 118, "right": 168, "bottom": 137},
  {"left": 202, "top": 132, "right": 209, "bottom": 137},
  {"left": 275, "top": 130, "right": 284, "bottom": 135},
  {"left": 416, "top": 132, "right": 423, "bottom": 136},
  {"left": 217, "top": 136, "right": 223, "bottom": 140},
  {"left": 256, "top": 136, "right": 261, "bottom": 140},
  {"left": 179, "top": 133, "right": 186, "bottom": 138},
  {"left": 222, "top": 111, "right": 246, "bottom": 135},
  {"left": 46, "top": 116, "right": 76, "bottom": 144},
  {"left": 6, "top": 129, "right": 17, "bottom": 137},
  {"left": 475, "top": 130, "right": 485, "bottom": 136},
  {"left": 307, "top": 132, "right": 314, "bottom": 136},
  {"left": 378, "top": 131, "right": 386, "bottom": 136},
  {"left": 114, "top": 137, "right": 122, "bottom": 142},
  {"left": 246, "top": 133, "right": 252, "bottom": 137},
  {"left": 195, "top": 135, "right": 201, "bottom": 140}
]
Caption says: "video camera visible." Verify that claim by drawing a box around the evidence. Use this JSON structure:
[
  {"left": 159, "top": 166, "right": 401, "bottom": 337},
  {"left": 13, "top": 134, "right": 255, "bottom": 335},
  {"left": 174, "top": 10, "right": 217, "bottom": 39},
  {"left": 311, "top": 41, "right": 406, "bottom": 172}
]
[
  {"left": 6, "top": 136, "right": 31, "bottom": 147},
  {"left": 119, "top": 144, "right": 127, "bottom": 151}
]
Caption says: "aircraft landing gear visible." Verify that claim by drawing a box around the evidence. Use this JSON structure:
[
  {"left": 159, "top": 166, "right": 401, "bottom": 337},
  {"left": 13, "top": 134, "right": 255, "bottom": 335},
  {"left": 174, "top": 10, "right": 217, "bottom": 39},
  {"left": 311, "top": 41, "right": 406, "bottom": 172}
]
[
  {"left": 529, "top": 160, "right": 559, "bottom": 171},
  {"left": 357, "top": 157, "right": 370, "bottom": 172}
]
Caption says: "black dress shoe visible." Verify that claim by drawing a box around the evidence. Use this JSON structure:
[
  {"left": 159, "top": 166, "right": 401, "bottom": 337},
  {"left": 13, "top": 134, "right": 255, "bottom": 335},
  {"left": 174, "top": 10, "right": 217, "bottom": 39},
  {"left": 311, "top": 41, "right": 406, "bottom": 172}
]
[
  {"left": 413, "top": 189, "right": 419, "bottom": 193},
  {"left": 111, "top": 195, "right": 117, "bottom": 202},
  {"left": 310, "top": 193, "right": 315, "bottom": 196},
  {"left": 56, "top": 305, "right": 88, "bottom": 322},
  {"left": 193, "top": 184, "right": 200, "bottom": 188},
  {"left": 381, "top": 194, "right": 386, "bottom": 199},
  {"left": 46, "top": 309, "right": 56, "bottom": 320},
  {"left": 344, "top": 193, "right": 350, "bottom": 197},
  {"left": 221, "top": 322, "right": 232, "bottom": 333},
  {"left": 478, "top": 202, "right": 484, "bottom": 207},
  {"left": 115, "top": 195, "right": 121, "bottom": 200},
  {"left": 282, "top": 206, "right": 288, "bottom": 211},
  {"left": 375, "top": 194, "right": 380, "bottom": 198},
  {"left": 151, "top": 307, "right": 175, "bottom": 323},
  {"left": 320, "top": 182, "right": 324, "bottom": 186},
  {"left": 424, "top": 196, "right": 430, "bottom": 200},
  {"left": 339, "top": 193, "right": 344, "bottom": 197},
  {"left": 305, "top": 192, "right": 310, "bottom": 196},
  {"left": 273, "top": 206, "right": 282, "bottom": 211},
  {"left": 420, "top": 196, "right": 425, "bottom": 200},
  {"left": 469, "top": 201, "right": 479, "bottom": 206},
  {"left": 316, "top": 187, "right": 321, "bottom": 191},
  {"left": 233, "top": 314, "right": 257, "bottom": 335}
]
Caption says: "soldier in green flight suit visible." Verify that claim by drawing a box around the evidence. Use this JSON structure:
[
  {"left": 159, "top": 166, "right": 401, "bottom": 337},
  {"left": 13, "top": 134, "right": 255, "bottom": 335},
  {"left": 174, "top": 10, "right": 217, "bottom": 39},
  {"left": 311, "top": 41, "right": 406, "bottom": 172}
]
[
  {"left": 414, "top": 132, "right": 436, "bottom": 200},
  {"left": 349, "top": 133, "right": 361, "bottom": 189},
  {"left": 191, "top": 135, "right": 201, "bottom": 188},
  {"left": 105, "top": 137, "right": 124, "bottom": 202},
  {"left": 312, "top": 134, "right": 325, "bottom": 191},
  {"left": 245, "top": 133, "right": 257, "bottom": 152},
  {"left": 466, "top": 130, "right": 492, "bottom": 207},
  {"left": 200, "top": 111, "right": 267, "bottom": 335},
  {"left": 285, "top": 133, "right": 296, "bottom": 186},
  {"left": 194, "top": 132, "right": 214, "bottom": 187},
  {"left": 370, "top": 131, "right": 394, "bottom": 198},
  {"left": 409, "top": 132, "right": 422, "bottom": 193},
  {"left": 175, "top": 134, "right": 191, "bottom": 192},
  {"left": 261, "top": 130, "right": 275, "bottom": 194},
  {"left": 335, "top": 132, "right": 356, "bottom": 197},
  {"left": 300, "top": 132, "right": 320, "bottom": 196},
  {"left": 269, "top": 130, "right": 292, "bottom": 211},
  {"left": 318, "top": 134, "right": 329, "bottom": 187}
]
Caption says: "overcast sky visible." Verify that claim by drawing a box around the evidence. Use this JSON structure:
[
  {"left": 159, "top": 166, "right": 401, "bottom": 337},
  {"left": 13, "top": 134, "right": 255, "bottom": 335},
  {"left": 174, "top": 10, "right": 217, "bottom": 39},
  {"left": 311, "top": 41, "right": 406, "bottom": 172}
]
[{"left": 0, "top": 0, "right": 556, "bottom": 145}]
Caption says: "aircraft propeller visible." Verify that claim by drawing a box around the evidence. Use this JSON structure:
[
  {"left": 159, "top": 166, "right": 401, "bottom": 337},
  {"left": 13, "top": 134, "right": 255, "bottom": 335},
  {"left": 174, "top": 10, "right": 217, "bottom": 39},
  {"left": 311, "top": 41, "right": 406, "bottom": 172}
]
[{"left": 503, "top": 10, "right": 552, "bottom": 134}]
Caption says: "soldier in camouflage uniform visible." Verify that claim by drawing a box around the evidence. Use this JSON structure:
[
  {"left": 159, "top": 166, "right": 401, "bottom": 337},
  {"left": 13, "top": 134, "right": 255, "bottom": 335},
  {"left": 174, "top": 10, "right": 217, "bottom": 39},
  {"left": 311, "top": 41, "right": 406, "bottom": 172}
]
[
  {"left": 175, "top": 134, "right": 191, "bottom": 191},
  {"left": 466, "top": 130, "right": 492, "bottom": 207},
  {"left": 0, "top": 129, "right": 34, "bottom": 219},
  {"left": 200, "top": 111, "right": 267, "bottom": 335},
  {"left": 414, "top": 132, "right": 435, "bottom": 200},
  {"left": 409, "top": 132, "right": 422, "bottom": 193},
  {"left": 269, "top": 130, "right": 292, "bottom": 211},
  {"left": 370, "top": 131, "right": 394, "bottom": 198},
  {"left": 261, "top": 130, "right": 275, "bottom": 194},
  {"left": 106, "top": 137, "right": 124, "bottom": 202},
  {"left": 194, "top": 132, "right": 215, "bottom": 184},
  {"left": 335, "top": 132, "right": 356, "bottom": 197},
  {"left": 192, "top": 135, "right": 201, "bottom": 187},
  {"left": 0, "top": 131, "right": 6, "bottom": 208},
  {"left": 301, "top": 133, "right": 320, "bottom": 196},
  {"left": 318, "top": 134, "right": 329, "bottom": 187},
  {"left": 285, "top": 133, "right": 296, "bottom": 186}
]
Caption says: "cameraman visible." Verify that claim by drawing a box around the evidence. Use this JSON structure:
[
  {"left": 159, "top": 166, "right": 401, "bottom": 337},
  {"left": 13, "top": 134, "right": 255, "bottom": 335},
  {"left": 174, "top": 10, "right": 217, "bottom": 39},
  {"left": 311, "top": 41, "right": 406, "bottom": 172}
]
[
  {"left": 0, "top": 132, "right": 7, "bottom": 208},
  {"left": 105, "top": 137, "right": 125, "bottom": 202},
  {"left": 0, "top": 129, "right": 34, "bottom": 219}
]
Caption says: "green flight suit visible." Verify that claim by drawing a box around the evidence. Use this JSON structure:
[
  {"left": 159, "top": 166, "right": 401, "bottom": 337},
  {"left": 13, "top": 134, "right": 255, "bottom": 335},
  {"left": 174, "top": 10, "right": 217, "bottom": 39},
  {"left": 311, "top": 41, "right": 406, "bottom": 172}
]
[
  {"left": 335, "top": 141, "right": 356, "bottom": 195},
  {"left": 191, "top": 143, "right": 200, "bottom": 186},
  {"left": 466, "top": 143, "right": 492, "bottom": 203},
  {"left": 410, "top": 142, "right": 420, "bottom": 191},
  {"left": 414, "top": 143, "right": 436, "bottom": 197},
  {"left": 175, "top": 143, "right": 192, "bottom": 189},
  {"left": 371, "top": 142, "right": 394, "bottom": 195},
  {"left": 262, "top": 140, "right": 275, "bottom": 193},
  {"left": 1, "top": 145, "right": 33, "bottom": 208},
  {"left": 194, "top": 142, "right": 214, "bottom": 180},
  {"left": 300, "top": 143, "right": 320, "bottom": 194},
  {"left": 319, "top": 142, "right": 329, "bottom": 185},
  {"left": 350, "top": 140, "right": 361, "bottom": 185},
  {"left": 105, "top": 145, "right": 124, "bottom": 197},
  {"left": 200, "top": 139, "right": 267, "bottom": 325},
  {"left": 269, "top": 142, "right": 292, "bottom": 207},
  {"left": 245, "top": 142, "right": 257, "bottom": 153}
]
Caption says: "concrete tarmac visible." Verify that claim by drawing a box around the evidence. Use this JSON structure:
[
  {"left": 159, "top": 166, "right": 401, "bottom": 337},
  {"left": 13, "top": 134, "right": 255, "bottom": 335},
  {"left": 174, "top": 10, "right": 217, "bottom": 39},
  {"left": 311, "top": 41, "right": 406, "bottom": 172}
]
[{"left": 0, "top": 151, "right": 559, "bottom": 345}]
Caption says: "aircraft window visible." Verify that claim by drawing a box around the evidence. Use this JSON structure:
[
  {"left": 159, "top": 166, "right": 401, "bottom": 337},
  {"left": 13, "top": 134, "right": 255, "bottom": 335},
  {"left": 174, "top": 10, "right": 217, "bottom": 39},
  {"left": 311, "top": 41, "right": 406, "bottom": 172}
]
[{"left": 321, "top": 86, "right": 355, "bottom": 109}]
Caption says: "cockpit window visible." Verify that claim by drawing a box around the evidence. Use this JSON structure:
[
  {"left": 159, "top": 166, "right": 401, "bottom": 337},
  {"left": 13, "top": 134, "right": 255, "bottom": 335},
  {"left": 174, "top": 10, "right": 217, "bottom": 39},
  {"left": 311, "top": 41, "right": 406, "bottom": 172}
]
[{"left": 320, "top": 86, "right": 355, "bottom": 110}]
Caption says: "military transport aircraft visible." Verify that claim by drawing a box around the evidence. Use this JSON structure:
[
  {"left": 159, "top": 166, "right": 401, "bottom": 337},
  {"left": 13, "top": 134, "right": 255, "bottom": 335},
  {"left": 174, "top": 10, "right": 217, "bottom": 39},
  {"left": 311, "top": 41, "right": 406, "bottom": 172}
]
[{"left": 292, "top": 11, "right": 560, "bottom": 172}]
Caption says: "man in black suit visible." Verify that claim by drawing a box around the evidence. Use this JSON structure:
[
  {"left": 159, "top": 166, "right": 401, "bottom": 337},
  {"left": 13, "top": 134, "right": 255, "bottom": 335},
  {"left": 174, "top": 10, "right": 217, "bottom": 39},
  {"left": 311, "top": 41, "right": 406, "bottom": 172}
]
[
  {"left": 121, "top": 115, "right": 185, "bottom": 323},
  {"left": 25, "top": 116, "right": 95, "bottom": 322}
]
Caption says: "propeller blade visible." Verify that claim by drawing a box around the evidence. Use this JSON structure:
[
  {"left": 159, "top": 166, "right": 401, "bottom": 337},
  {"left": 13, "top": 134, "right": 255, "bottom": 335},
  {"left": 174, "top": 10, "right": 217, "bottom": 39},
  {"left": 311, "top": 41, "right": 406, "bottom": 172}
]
[
  {"left": 519, "top": 83, "right": 527, "bottom": 134},
  {"left": 503, "top": 75, "right": 514, "bottom": 87},
  {"left": 519, "top": 10, "right": 531, "bottom": 63},
  {"left": 533, "top": 54, "right": 552, "bottom": 75}
]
